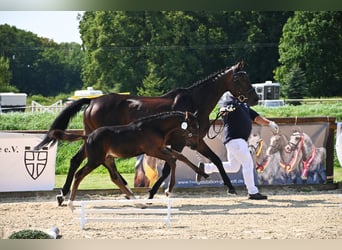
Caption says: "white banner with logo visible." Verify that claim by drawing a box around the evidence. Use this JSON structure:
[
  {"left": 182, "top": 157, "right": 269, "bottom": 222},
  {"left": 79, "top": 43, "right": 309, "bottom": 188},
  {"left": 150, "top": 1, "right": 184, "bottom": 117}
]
[{"left": 0, "top": 133, "right": 57, "bottom": 192}]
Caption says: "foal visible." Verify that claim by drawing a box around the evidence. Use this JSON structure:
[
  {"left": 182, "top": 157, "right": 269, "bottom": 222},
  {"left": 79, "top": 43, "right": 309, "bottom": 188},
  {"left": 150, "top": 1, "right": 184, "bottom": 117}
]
[{"left": 48, "top": 111, "right": 208, "bottom": 209}]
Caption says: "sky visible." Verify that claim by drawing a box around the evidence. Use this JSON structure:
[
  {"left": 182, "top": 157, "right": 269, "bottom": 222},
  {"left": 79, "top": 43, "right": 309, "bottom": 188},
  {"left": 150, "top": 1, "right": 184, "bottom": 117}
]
[{"left": 0, "top": 11, "right": 84, "bottom": 44}]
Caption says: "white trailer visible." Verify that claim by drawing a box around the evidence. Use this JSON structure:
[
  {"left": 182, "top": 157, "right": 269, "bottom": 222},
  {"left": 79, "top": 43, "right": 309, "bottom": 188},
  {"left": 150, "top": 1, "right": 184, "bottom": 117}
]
[{"left": 0, "top": 92, "right": 27, "bottom": 112}]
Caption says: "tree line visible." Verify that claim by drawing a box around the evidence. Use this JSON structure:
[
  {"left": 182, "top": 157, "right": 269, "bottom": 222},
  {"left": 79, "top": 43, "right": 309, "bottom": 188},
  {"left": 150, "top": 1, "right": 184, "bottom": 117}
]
[{"left": 0, "top": 11, "right": 341, "bottom": 99}]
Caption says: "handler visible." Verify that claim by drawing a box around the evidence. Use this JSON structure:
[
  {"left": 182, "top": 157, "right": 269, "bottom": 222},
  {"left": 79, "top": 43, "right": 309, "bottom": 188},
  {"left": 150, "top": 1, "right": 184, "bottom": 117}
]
[{"left": 196, "top": 92, "right": 279, "bottom": 200}]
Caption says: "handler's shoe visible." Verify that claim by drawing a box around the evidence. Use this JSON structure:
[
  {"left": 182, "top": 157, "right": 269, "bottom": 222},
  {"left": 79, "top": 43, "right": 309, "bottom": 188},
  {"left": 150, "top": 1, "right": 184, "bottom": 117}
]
[
  {"left": 196, "top": 162, "right": 205, "bottom": 183},
  {"left": 248, "top": 193, "right": 267, "bottom": 200}
]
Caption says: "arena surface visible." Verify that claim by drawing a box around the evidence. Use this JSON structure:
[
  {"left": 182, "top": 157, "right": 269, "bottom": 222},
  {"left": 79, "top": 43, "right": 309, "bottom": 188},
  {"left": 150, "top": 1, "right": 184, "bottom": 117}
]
[{"left": 1, "top": 187, "right": 341, "bottom": 239}]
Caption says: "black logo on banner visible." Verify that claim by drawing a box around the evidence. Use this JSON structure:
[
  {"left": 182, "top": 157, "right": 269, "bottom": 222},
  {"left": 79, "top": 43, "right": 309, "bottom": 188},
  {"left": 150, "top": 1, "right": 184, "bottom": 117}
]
[{"left": 24, "top": 146, "right": 49, "bottom": 180}]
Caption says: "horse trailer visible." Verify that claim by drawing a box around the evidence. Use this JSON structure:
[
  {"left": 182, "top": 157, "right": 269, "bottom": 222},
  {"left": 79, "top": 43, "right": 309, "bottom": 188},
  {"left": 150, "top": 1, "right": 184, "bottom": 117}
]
[
  {"left": 0, "top": 92, "right": 27, "bottom": 112},
  {"left": 252, "top": 81, "right": 284, "bottom": 107}
]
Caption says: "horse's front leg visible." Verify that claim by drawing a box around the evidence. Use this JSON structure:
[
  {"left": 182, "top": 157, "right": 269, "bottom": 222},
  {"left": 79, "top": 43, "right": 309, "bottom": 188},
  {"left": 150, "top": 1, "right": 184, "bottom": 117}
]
[
  {"left": 196, "top": 139, "right": 237, "bottom": 195},
  {"left": 104, "top": 156, "right": 135, "bottom": 199},
  {"left": 148, "top": 161, "right": 171, "bottom": 199},
  {"left": 164, "top": 159, "right": 177, "bottom": 197},
  {"left": 167, "top": 148, "right": 209, "bottom": 178}
]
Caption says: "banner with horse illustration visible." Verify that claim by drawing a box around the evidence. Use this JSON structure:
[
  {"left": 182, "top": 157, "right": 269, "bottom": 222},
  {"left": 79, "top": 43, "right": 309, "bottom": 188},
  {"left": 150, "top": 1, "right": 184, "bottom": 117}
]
[
  {"left": 134, "top": 122, "right": 329, "bottom": 188},
  {"left": 0, "top": 133, "right": 57, "bottom": 192}
]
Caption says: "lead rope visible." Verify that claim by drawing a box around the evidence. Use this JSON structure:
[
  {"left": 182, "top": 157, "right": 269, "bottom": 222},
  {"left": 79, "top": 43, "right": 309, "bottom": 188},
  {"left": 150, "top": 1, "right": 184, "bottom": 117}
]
[{"left": 206, "top": 112, "right": 224, "bottom": 139}]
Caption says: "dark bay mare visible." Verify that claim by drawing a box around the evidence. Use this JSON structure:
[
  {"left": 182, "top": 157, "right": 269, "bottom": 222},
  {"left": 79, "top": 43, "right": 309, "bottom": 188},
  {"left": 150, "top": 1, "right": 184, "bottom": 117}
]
[
  {"left": 47, "top": 111, "right": 206, "bottom": 209},
  {"left": 35, "top": 61, "right": 259, "bottom": 205}
]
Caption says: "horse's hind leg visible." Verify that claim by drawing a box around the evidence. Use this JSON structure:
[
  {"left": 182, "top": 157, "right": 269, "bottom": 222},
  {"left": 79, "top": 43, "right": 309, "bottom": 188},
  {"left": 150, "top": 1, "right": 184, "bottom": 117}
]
[
  {"left": 57, "top": 144, "right": 87, "bottom": 206},
  {"left": 68, "top": 162, "right": 95, "bottom": 211}
]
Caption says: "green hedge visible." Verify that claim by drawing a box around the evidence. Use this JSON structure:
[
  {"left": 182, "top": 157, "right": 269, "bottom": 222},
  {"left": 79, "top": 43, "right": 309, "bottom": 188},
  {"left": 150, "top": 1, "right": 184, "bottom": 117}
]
[{"left": 1, "top": 103, "right": 342, "bottom": 175}]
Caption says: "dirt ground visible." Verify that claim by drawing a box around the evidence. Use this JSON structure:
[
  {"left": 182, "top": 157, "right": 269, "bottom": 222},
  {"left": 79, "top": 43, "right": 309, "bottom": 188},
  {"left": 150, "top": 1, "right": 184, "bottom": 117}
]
[{"left": 1, "top": 187, "right": 341, "bottom": 239}]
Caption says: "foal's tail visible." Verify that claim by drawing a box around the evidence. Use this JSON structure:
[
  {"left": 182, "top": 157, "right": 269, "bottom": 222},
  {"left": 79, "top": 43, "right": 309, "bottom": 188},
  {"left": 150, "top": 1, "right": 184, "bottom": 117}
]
[
  {"left": 34, "top": 98, "right": 91, "bottom": 150},
  {"left": 48, "top": 129, "right": 87, "bottom": 142}
]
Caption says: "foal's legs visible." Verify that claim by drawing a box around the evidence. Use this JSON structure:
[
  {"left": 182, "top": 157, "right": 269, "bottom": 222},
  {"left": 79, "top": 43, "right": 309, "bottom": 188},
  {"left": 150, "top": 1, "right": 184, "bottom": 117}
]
[
  {"left": 147, "top": 147, "right": 205, "bottom": 198},
  {"left": 58, "top": 144, "right": 130, "bottom": 206},
  {"left": 147, "top": 149, "right": 178, "bottom": 198},
  {"left": 148, "top": 161, "right": 171, "bottom": 199},
  {"left": 57, "top": 144, "right": 87, "bottom": 206},
  {"left": 165, "top": 148, "right": 209, "bottom": 178},
  {"left": 104, "top": 156, "right": 136, "bottom": 199},
  {"left": 67, "top": 162, "right": 96, "bottom": 210}
]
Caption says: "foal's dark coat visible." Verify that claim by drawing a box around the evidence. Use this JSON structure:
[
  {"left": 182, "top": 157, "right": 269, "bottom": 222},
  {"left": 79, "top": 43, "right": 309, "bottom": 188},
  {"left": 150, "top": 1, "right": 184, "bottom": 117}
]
[{"left": 48, "top": 111, "right": 208, "bottom": 204}]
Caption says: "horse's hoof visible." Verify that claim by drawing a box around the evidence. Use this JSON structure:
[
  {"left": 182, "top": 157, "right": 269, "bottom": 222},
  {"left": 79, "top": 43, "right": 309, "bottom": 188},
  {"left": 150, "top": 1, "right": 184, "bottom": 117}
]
[
  {"left": 125, "top": 194, "right": 136, "bottom": 200},
  {"left": 227, "top": 188, "right": 237, "bottom": 195},
  {"left": 56, "top": 193, "right": 65, "bottom": 206},
  {"left": 67, "top": 200, "right": 75, "bottom": 212},
  {"left": 147, "top": 190, "right": 155, "bottom": 200},
  {"left": 165, "top": 189, "right": 174, "bottom": 197},
  {"left": 134, "top": 203, "right": 147, "bottom": 209}
]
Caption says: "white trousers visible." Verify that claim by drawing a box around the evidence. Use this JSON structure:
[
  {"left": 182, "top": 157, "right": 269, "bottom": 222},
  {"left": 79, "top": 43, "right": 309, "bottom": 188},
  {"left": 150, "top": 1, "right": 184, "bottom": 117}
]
[{"left": 203, "top": 138, "right": 259, "bottom": 195}]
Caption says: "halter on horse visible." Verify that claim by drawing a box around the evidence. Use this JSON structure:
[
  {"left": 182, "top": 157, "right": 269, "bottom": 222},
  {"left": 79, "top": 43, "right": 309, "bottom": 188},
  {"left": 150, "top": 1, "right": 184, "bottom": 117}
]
[
  {"left": 35, "top": 61, "right": 259, "bottom": 205},
  {"left": 47, "top": 111, "right": 207, "bottom": 209}
]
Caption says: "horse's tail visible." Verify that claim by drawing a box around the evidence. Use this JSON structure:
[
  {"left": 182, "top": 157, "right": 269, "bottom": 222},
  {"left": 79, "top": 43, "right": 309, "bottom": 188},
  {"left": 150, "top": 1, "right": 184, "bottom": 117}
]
[
  {"left": 34, "top": 98, "right": 91, "bottom": 149},
  {"left": 48, "top": 129, "right": 87, "bottom": 142}
]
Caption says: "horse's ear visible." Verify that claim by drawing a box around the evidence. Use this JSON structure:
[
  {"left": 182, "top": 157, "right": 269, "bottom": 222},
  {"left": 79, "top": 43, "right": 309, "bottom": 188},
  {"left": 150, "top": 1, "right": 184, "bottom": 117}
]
[{"left": 238, "top": 60, "right": 244, "bottom": 70}]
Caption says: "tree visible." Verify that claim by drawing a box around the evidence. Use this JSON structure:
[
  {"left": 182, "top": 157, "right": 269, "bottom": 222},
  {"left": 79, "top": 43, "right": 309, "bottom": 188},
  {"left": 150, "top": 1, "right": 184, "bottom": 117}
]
[
  {"left": 0, "top": 56, "right": 18, "bottom": 92},
  {"left": 137, "top": 62, "right": 166, "bottom": 96},
  {"left": 274, "top": 11, "right": 342, "bottom": 97},
  {"left": 79, "top": 11, "right": 290, "bottom": 95},
  {"left": 0, "top": 24, "right": 84, "bottom": 96},
  {"left": 282, "top": 64, "right": 307, "bottom": 104}
]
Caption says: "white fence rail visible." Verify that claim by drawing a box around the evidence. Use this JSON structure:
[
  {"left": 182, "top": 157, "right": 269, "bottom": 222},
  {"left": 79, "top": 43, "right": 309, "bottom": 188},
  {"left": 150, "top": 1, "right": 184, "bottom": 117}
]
[
  {"left": 31, "top": 100, "right": 64, "bottom": 112},
  {"left": 73, "top": 198, "right": 179, "bottom": 229}
]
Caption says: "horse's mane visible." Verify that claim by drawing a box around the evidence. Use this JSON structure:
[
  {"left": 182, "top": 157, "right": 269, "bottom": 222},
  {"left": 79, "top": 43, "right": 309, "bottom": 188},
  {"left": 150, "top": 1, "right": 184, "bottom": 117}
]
[{"left": 162, "top": 63, "right": 240, "bottom": 97}]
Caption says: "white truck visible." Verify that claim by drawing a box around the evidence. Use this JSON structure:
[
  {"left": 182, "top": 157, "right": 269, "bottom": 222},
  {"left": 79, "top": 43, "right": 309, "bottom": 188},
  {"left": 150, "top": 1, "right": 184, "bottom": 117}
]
[{"left": 0, "top": 92, "right": 27, "bottom": 112}]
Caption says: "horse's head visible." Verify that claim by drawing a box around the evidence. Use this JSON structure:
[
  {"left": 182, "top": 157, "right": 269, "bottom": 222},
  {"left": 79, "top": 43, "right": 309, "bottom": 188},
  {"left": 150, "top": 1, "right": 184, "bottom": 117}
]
[
  {"left": 181, "top": 111, "right": 200, "bottom": 149},
  {"left": 248, "top": 133, "right": 264, "bottom": 156},
  {"left": 229, "top": 62, "right": 259, "bottom": 106},
  {"left": 266, "top": 134, "right": 287, "bottom": 156},
  {"left": 285, "top": 131, "right": 303, "bottom": 153}
]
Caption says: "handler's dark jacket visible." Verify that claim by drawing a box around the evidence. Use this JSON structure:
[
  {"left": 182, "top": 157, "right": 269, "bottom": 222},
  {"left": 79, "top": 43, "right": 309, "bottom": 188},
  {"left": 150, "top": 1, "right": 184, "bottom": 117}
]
[{"left": 221, "top": 96, "right": 259, "bottom": 144}]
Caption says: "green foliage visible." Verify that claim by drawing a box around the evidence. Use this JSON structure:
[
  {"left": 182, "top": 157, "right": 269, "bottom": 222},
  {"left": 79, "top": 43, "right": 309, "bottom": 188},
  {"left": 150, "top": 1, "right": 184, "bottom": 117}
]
[
  {"left": 0, "top": 24, "right": 84, "bottom": 96},
  {"left": 55, "top": 140, "right": 136, "bottom": 174},
  {"left": 254, "top": 102, "right": 342, "bottom": 121},
  {"left": 0, "top": 56, "right": 17, "bottom": 92},
  {"left": 275, "top": 11, "right": 342, "bottom": 97},
  {"left": 279, "top": 64, "right": 308, "bottom": 102},
  {"left": 0, "top": 112, "right": 83, "bottom": 130},
  {"left": 80, "top": 11, "right": 291, "bottom": 94},
  {"left": 8, "top": 229, "right": 52, "bottom": 239},
  {"left": 1, "top": 102, "right": 342, "bottom": 175},
  {"left": 137, "top": 63, "right": 167, "bottom": 96}
]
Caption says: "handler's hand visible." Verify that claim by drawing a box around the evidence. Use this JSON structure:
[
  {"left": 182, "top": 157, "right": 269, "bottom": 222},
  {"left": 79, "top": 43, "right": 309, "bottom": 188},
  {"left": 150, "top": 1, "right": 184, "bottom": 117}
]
[{"left": 269, "top": 121, "right": 279, "bottom": 134}]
